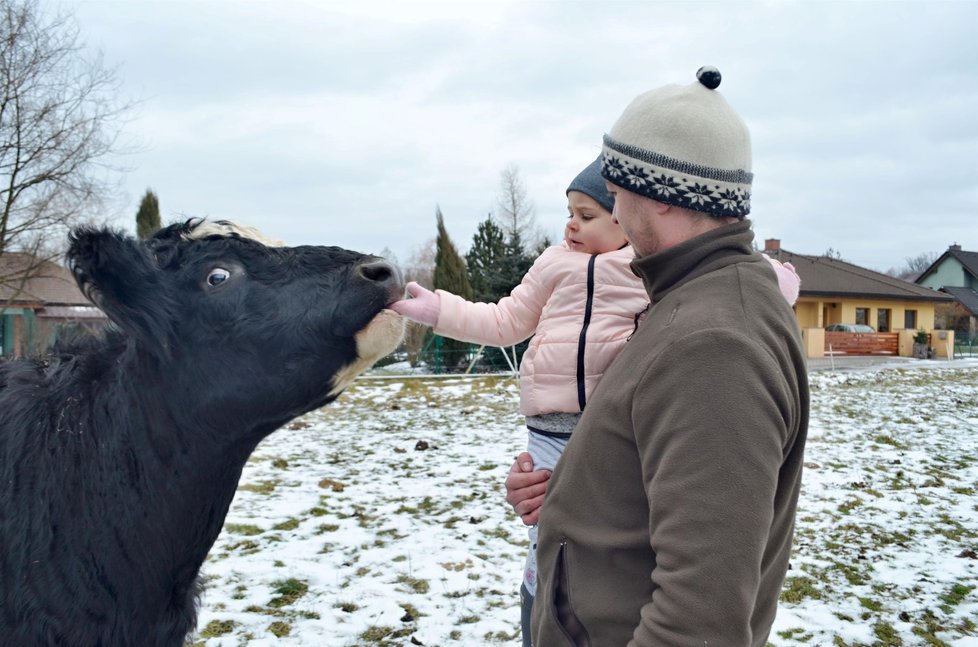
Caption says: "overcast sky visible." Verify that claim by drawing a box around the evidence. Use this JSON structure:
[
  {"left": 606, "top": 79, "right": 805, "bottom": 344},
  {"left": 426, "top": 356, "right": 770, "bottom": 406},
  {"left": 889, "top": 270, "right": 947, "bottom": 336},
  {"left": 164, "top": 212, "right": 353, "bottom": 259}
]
[{"left": 67, "top": 0, "right": 977, "bottom": 273}]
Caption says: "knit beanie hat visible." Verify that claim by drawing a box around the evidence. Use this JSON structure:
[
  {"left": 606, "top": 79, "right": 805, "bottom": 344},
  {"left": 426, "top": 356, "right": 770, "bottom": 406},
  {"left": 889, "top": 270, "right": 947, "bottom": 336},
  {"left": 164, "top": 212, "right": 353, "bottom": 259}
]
[
  {"left": 566, "top": 156, "right": 615, "bottom": 213},
  {"left": 600, "top": 66, "right": 752, "bottom": 219}
]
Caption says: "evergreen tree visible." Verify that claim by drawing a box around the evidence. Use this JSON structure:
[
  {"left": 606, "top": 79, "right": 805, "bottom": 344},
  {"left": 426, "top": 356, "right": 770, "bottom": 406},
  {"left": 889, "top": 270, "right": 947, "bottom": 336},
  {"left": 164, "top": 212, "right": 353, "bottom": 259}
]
[
  {"left": 534, "top": 235, "right": 553, "bottom": 257},
  {"left": 135, "top": 190, "right": 161, "bottom": 239},
  {"left": 468, "top": 229, "right": 533, "bottom": 371},
  {"left": 465, "top": 215, "right": 506, "bottom": 303},
  {"left": 431, "top": 207, "right": 473, "bottom": 371},
  {"left": 499, "top": 230, "right": 534, "bottom": 295},
  {"left": 434, "top": 207, "right": 472, "bottom": 299}
]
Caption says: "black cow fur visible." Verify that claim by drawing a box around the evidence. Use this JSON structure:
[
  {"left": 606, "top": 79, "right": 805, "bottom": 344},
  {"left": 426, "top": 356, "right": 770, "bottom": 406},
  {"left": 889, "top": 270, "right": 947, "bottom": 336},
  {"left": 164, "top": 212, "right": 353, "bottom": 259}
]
[{"left": 0, "top": 220, "right": 405, "bottom": 646}]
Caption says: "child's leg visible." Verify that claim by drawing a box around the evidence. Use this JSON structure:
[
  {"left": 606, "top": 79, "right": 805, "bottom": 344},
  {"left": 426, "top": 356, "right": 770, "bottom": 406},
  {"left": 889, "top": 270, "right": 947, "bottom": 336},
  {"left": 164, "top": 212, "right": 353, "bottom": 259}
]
[
  {"left": 520, "top": 426, "right": 578, "bottom": 647},
  {"left": 520, "top": 524, "right": 539, "bottom": 646},
  {"left": 520, "top": 581, "right": 534, "bottom": 647}
]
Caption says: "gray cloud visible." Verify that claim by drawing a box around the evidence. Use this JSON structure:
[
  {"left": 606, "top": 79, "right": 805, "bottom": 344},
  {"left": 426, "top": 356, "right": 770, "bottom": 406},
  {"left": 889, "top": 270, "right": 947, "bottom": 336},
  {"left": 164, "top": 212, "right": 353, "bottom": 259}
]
[{"left": 70, "top": 0, "right": 977, "bottom": 272}]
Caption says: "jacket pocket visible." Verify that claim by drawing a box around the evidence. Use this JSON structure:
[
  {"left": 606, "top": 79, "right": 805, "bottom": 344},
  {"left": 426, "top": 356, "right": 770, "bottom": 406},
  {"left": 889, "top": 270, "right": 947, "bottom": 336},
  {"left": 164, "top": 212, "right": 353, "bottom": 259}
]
[{"left": 549, "top": 540, "right": 591, "bottom": 647}]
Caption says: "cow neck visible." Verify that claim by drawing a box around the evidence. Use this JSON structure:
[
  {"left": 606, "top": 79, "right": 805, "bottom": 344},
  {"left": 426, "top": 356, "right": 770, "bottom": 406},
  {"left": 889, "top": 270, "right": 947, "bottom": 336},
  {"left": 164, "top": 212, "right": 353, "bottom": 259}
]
[{"left": 105, "top": 354, "right": 259, "bottom": 607}]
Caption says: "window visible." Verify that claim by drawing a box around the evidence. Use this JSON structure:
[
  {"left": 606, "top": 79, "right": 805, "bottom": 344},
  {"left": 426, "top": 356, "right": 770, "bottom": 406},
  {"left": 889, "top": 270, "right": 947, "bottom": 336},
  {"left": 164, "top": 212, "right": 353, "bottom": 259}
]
[
  {"left": 855, "top": 308, "right": 869, "bottom": 326},
  {"left": 877, "top": 309, "right": 891, "bottom": 333},
  {"left": 904, "top": 310, "right": 917, "bottom": 329}
]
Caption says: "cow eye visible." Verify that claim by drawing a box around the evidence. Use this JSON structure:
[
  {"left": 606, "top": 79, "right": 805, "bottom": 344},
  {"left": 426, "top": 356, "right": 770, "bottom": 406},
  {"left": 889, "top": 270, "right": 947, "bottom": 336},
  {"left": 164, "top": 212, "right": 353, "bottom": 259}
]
[{"left": 206, "top": 268, "right": 231, "bottom": 287}]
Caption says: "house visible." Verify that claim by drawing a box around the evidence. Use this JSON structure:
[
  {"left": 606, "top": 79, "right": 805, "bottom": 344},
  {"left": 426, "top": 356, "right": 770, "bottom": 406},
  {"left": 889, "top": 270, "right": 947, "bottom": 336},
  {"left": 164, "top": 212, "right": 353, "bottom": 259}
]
[
  {"left": 914, "top": 244, "right": 978, "bottom": 337},
  {"left": 761, "top": 240, "right": 954, "bottom": 358},
  {"left": 0, "top": 252, "right": 106, "bottom": 357}
]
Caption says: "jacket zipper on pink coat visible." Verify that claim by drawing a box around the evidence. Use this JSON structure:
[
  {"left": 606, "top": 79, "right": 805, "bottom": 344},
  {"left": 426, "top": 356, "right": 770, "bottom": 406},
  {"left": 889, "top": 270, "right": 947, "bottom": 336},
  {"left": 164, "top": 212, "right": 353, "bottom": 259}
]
[{"left": 575, "top": 255, "right": 597, "bottom": 411}]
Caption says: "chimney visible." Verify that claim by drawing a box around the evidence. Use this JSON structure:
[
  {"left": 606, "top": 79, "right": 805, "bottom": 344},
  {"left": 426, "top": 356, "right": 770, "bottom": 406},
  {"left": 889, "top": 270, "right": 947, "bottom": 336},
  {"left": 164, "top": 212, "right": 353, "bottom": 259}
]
[
  {"left": 764, "top": 239, "right": 781, "bottom": 253},
  {"left": 950, "top": 243, "right": 961, "bottom": 251}
]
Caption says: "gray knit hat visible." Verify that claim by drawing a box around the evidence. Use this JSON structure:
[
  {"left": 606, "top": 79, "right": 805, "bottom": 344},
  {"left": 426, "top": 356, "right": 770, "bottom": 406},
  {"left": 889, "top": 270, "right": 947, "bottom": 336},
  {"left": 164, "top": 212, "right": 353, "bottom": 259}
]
[
  {"left": 600, "top": 66, "right": 752, "bottom": 219},
  {"left": 566, "top": 156, "right": 615, "bottom": 213}
]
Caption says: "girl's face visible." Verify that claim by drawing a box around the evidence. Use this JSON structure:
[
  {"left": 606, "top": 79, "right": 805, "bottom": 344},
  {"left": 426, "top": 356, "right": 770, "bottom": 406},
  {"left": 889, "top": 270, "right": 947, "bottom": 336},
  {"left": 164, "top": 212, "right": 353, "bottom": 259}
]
[{"left": 564, "top": 191, "right": 628, "bottom": 255}]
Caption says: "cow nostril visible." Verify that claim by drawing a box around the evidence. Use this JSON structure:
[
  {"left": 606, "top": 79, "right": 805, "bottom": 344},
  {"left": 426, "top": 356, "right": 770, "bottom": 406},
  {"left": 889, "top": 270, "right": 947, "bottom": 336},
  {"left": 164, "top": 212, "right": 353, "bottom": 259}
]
[{"left": 358, "top": 260, "right": 394, "bottom": 283}]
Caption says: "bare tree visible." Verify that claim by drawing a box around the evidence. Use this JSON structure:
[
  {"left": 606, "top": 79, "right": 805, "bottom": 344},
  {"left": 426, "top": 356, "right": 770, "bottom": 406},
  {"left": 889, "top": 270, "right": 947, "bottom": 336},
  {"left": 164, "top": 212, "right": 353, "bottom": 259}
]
[
  {"left": 404, "top": 237, "right": 435, "bottom": 289},
  {"left": 0, "top": 0, "right": 132, "bottom": 300},
  {"left": 496, "top": 164, "right": 535, "bottom": 241},
  {"left": 401, "top": 237, "right": 435, "bottom": 366},
  {"left": 886, "top": 251, "right": 940, "bottom": 282}
]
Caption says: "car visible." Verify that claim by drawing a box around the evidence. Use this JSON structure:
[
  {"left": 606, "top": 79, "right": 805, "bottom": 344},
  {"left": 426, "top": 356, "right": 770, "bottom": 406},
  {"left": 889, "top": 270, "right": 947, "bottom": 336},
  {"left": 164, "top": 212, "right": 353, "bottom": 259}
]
[{"left": 825, "top": 323, "right": 876, "bottom": 333}]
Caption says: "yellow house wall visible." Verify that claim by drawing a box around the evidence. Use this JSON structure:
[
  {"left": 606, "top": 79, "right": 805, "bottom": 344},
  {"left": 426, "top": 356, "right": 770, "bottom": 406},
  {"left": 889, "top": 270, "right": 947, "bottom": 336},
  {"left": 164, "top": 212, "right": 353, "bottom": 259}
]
[
  {"left": 931, "top": 329, "right": 955, "bottom": 358},
  {"left": 794, "top": 302, "right": 820, "bottom": 328},
  {"left": 794, "top": 298, "right": 953, "bottom": 358},
  {"left": 801, "top": 327, "right": 824, "bottom": 358},
  {"left": 795, "top": 298, "right": 936, "bottom": 332}
]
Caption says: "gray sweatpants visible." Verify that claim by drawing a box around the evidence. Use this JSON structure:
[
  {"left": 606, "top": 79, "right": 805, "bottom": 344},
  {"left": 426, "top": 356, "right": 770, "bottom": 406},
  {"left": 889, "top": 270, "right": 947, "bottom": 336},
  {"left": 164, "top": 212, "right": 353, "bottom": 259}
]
[{"left": 520, "top": 582, "right": 534, "bottom": 647}]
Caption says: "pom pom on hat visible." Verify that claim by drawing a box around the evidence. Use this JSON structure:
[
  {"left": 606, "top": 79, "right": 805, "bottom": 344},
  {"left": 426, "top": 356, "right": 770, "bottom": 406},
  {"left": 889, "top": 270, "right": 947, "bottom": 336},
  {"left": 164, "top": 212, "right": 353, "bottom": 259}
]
[
  {"left": 600, "top": 66, "right": 752, "bottom": 219},
  {"left": 566, "top": 156, "right": 615, "bottom": 213},
  {"left": 696, "top": 66, "right": 721, "bottom": 90}
]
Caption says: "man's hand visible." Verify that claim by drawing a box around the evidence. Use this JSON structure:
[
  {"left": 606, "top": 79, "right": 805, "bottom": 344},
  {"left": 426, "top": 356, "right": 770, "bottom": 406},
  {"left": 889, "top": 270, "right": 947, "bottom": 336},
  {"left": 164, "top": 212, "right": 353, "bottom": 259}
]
[{"left": 505, "top": 452, "right": 551, "bottom": 526}]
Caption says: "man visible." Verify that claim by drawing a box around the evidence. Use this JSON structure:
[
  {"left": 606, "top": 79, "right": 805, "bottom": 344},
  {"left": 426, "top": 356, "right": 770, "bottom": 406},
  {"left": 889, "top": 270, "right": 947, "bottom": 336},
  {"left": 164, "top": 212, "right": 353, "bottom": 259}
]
[{"left": 512, "top": 66, "right": 809, "bottom": 646}]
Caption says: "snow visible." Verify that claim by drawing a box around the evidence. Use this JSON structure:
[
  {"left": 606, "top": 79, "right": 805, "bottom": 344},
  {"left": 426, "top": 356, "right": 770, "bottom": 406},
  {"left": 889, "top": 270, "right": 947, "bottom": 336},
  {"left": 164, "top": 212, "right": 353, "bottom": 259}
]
[{"left": 190, "top": 361, "right": 978, "bottom": 646}]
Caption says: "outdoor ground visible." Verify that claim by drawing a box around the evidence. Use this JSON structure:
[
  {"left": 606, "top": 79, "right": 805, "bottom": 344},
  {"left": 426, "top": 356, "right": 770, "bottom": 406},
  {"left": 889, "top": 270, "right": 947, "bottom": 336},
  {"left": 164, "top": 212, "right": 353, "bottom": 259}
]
[{"left": 188, "top": 359, "right": 978, "bottom": 647}]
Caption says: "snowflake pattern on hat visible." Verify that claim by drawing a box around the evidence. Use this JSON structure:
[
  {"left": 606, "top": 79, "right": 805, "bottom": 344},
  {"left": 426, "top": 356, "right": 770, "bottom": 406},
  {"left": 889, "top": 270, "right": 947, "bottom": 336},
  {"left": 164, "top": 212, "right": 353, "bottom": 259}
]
[{"left": 601, "top": 139, "right": 752, "bottom": 219}]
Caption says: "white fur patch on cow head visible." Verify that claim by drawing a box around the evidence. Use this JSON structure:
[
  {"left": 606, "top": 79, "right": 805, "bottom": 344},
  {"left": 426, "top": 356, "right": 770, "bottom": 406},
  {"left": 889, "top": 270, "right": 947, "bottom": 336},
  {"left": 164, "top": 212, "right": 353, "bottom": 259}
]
[
  {"left": 327, "top": 310, "right": 406, "bottom": 398},
  {"left": 184, "top": 220, "right": 285, "bottom": 247}
]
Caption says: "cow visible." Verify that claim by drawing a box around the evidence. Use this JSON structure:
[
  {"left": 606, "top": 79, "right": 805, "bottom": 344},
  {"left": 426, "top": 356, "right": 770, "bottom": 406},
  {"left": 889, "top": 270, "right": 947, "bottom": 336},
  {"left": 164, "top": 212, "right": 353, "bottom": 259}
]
[{"left": 0, "top": 219, "right": 406, "bottom": 647}]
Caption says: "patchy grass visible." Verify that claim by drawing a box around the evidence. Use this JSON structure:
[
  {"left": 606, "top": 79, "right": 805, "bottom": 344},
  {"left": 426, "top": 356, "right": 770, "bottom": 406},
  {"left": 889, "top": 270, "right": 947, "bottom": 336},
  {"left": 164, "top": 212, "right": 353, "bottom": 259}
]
[
  {"left": 189, "top": 368, "right": 978, "bottom": 646},
  {"left": 774, "top": 366, "right": 978, "bottom": 645},
  {"left": 199, "top": 619, "right": 235, "bottom": 637},
  {"left": 268, "top": 578, "right": 308, "bottom": 608}
]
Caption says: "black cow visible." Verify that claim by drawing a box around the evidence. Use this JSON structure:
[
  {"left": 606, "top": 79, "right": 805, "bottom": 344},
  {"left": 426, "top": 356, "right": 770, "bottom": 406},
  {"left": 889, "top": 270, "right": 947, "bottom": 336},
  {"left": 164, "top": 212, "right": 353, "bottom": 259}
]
[{"left": 0, "top": 219, "right": 406, "bottom": 646}]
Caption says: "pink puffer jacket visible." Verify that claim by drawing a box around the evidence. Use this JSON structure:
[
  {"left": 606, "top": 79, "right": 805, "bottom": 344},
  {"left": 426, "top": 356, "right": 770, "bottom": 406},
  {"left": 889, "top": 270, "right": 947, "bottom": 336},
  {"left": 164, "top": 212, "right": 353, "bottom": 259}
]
[{"left": 434, "top": 243, "right": 649, "bottom": 417}]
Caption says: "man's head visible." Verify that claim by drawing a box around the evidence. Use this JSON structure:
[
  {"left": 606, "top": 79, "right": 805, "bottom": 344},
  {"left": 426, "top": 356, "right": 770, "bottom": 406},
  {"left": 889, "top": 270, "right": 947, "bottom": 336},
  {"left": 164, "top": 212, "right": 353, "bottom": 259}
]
[{"left": 600, "top": 67, "right": 752, "bottom": 256}]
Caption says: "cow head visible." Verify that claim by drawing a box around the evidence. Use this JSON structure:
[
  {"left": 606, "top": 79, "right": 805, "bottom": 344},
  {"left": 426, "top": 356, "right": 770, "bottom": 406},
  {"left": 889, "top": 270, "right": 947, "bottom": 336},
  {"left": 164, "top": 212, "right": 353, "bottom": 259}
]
[{"left": 67, "top": 219, "right": 406, "bottom": 431}]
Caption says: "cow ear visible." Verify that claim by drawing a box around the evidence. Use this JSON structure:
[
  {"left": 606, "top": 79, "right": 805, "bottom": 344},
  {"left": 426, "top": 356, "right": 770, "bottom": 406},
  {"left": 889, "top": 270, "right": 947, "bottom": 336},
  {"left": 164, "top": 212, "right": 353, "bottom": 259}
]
[{"left": 67, "top": 227, "right": 175, "bottom": 351}]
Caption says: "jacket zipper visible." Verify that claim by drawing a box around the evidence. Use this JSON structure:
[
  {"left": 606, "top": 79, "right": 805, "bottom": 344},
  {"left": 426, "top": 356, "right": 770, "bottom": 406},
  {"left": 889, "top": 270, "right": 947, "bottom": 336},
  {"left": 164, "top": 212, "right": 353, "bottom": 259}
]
[
  {"left": 551, "top": 540, "right": 591, "bottom": 647},
  {"left": 576, "top": 255, "right": 597, "bottom": 411}
]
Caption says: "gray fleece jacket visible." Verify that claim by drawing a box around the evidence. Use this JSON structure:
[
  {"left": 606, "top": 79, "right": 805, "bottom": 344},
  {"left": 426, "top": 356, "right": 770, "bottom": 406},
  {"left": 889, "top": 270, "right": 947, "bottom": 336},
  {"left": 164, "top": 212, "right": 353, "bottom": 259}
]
[{"left": 531, "top": 220, "right": 809, "bottom": 647}]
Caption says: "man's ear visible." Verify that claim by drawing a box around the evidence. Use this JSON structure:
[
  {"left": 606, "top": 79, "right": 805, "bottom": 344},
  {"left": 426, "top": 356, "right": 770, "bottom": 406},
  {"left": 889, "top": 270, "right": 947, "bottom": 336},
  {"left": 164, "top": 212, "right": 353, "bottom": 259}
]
[
  {"left": 650, "top": 199, "right": 671, "bottom": 215},
  {"left": 67, "top": 227, "right": 175, "bottom": 351}
]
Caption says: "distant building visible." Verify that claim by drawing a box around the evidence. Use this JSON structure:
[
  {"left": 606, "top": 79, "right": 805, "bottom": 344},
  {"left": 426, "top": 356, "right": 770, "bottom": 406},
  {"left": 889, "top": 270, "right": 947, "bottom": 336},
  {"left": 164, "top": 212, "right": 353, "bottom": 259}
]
[
  {"left": 762, "top": 239, "right": 952, "bottom": 333},
  {"left": 762, "top": 239, "right": 954, "bottom": 358},
  {"left": 914, "top": 244, "right": 978, "bottom": 337},
  {"left": 0, "top": 253, "right": 106, "bottom": 357}
]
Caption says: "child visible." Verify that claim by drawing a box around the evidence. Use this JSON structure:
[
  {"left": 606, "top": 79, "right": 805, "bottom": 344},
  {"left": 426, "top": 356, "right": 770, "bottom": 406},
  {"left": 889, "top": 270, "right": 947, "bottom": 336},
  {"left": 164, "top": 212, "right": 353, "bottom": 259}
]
[{"left": 390, "top": 156, "right": 800, "bottom": 646}]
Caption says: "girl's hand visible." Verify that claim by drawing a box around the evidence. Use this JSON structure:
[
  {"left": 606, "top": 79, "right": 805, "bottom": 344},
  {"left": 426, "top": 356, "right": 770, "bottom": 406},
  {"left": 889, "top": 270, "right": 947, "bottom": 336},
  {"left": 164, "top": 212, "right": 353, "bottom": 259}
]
[{"left": 389, "top": 281, "right": 440, "bottom": 326}]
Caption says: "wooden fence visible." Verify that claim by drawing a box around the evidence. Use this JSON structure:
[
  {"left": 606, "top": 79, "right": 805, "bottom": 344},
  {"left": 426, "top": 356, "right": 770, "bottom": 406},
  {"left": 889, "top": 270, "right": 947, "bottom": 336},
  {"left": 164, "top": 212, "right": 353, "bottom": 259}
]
[{"left": 824, "top": 331, "right": 900, "bottom": 356}]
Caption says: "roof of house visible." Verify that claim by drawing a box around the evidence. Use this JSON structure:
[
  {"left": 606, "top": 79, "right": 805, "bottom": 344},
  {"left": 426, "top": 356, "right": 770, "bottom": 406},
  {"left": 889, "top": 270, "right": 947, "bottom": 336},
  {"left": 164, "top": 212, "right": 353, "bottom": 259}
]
[
  {"left": 916, "top": 245, "right": 978, "bottom": 285},
  {"left": 0, "top": 252, "right": 92, "bottom": 307},
  {"left": 764, "top": 248, "right": 953, "bottom": 303},
  {"left": 942, "top": 286, "right": 978, "bottom": 316}
]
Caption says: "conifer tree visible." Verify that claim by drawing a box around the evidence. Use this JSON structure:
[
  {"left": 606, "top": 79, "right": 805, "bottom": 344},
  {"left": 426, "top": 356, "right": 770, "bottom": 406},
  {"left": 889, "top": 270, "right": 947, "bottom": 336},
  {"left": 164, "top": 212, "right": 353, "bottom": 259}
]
[
  {"left": 499, "top": 230, "right": 533, "bottom": 296},
  {"left": 464, "top": 219, "right": 537, "bottom": 371},
  {"left": 479, "top": 230, "right": 533, "bottom": 368},
  {"left": 135, "top": 190, "right": 161, "bottom": 240},
  {"left": 465, "top": 215, "right": 506, "bottom": 303},
  {"left": 431, "top": 207, "right": 472, "bottom": 370}
]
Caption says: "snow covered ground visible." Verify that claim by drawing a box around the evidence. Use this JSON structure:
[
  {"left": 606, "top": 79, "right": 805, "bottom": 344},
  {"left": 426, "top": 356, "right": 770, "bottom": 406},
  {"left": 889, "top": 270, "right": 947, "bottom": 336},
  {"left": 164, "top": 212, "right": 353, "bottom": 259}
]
[{"left": 189, "top": 360, "right": 978, "bottom": 646}]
